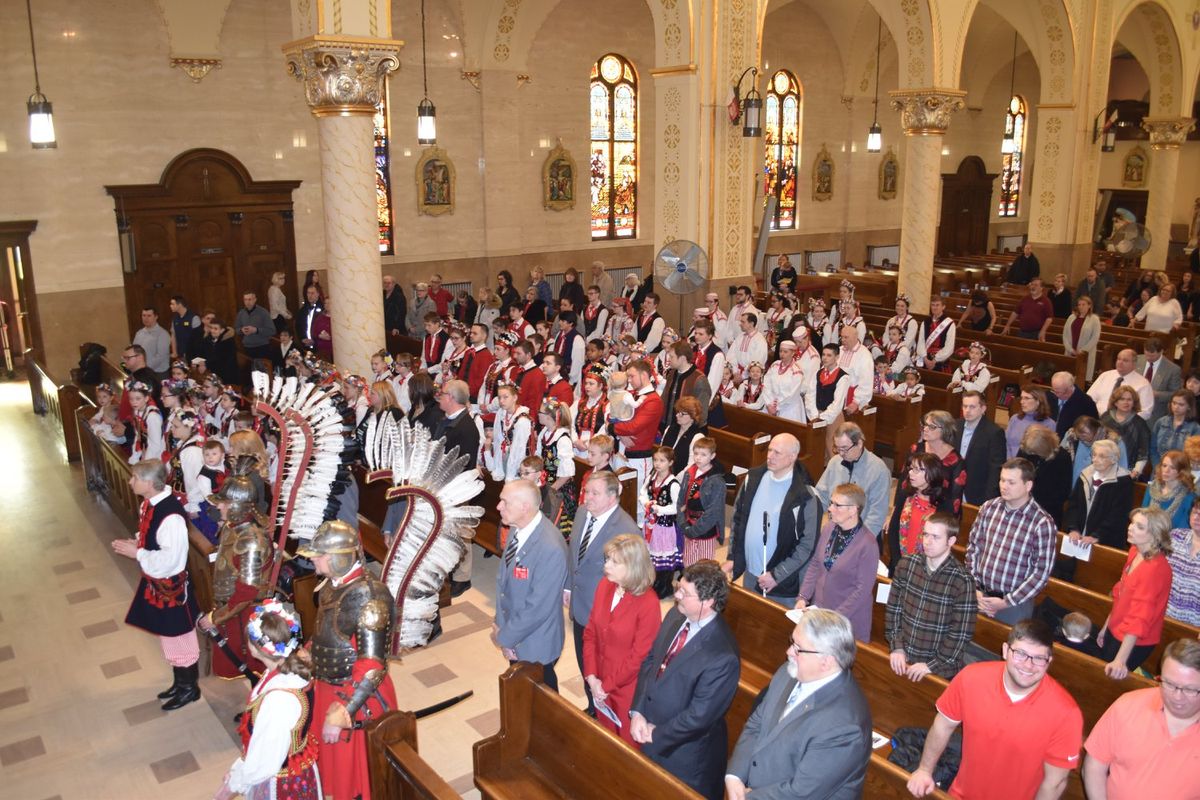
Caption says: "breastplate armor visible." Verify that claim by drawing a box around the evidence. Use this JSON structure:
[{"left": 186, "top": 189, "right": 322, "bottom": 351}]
[
  {"left": 212, "top": 520, "right": 274, "bottom": 607},
  {"left": 311, "top": 573, "right": 394, "bottom": 684}
]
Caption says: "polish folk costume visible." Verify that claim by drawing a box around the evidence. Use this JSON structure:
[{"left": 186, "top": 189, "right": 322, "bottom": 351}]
[
  {"left": 611, "top": 385, "right": 664, "bottom": 526},
  {"left": 916, "top": 312, "right": 956, "bottom": 372},
  {"left": 539, "top": 424, "right": 577, "bottom": 539},
  {"left": 642, "top": 471, "right": 682, "bottom": 588}
]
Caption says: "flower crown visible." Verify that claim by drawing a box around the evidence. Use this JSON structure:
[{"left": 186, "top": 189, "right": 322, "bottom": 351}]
[
  {"left": 126, "top": 379, "right": 154, "bottom": 395},
  {"left": 344, "top": 374, "right": 369, "bottom": 394},
  {"left": 170, "top": 408, "right": 200, "bottom": 428},
  {"left": 585, "top": 363, "right": 612, "bottom": 385},
  {"left": 969, "top": 342, "right": 990, "bottom": 360},
  {"left": 895, "top": 293, "right": 912, "bottom": 306},
  {"left": 840, "top": 279, "right": 856, "bottom": 294},
  {"left": 808, "top": 298, "right": 826, "bottom": 312},
  {"left": 170, "top": 359, "right": 190, "bottom": 373},
  {"left": 661, "top": 327, "right": 679, "bottom": 342},
  {"left": 246, "top": 599, "right": 302, "bottom": 658},
  {"left": 223, "top": 388, "right": 243, "bottom": 403},
  {"left": 95, "top": 382, "right": 114, "bottom": 395}
]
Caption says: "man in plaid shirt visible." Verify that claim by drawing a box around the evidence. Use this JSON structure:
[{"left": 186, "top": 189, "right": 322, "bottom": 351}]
[
  {"left": 886, "top": 513, "right": 977, "bottom": 680},
  {"left": 965, "top": 458, "right": 1057, "bottom": 624}
]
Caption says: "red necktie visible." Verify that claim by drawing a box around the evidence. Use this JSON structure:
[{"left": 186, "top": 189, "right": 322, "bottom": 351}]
[
  {"left": 1145, "top": 362, "right": 1154, "bottom": 382},
  {"left": 658, "top": 624, "right": 689, "bottom": 675}
]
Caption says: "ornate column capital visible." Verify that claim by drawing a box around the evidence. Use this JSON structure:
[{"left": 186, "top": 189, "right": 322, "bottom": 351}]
[
  {"left": 282, "top": 35, "right": 402, "bottom": 117},
  {"left": 888, "top": 89, "right": 967, "bottom": 135},
  {"left": 1141, "top": 117, "right": 1196, "bottom": 150}
]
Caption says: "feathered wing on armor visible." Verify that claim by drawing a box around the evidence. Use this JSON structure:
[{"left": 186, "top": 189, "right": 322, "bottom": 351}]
[
  {"left": 251, "top": 372, "right": 354, "bottom": 554},
  {"left": 381, "top": 418, "right": 484, "bottom": 651}
]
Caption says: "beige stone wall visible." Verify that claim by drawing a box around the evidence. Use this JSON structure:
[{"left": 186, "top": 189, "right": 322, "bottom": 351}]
[{"left": 1097, "top": 140, "right": 1200, "bottom": 229}]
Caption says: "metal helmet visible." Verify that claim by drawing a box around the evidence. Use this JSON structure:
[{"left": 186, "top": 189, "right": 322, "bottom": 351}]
[
  {"left": 208, "top": 475, "right": 262, "bottom": 524},
  {"left": 296, "top": 519, "right": 362, "bottom": 575}
]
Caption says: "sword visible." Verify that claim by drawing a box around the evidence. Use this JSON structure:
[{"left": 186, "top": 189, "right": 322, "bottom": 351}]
[
  {"left": 344, "top": 689, "right": 475, "bottom": 731},
  {"left": 199, "top": 622, "right": 261, "bottom": 688}
]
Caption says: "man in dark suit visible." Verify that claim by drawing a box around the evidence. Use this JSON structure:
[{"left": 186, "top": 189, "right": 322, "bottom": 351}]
[
  {"left": 1135, "top": 337, "right": 1182, "bottom": 422},
  {"left": 724, "top": 434, "right": 818, "bottom": 606},
  {"left": 630, "top": 561, "right": 740, "bottom": 800},
  {"left": 382, "top": 274, "right": 408, "bottom": 343},
  {"left": 726, "top": 608, "right": 872, "bottom": 800},
  {"left": 493, "top": 479, "right": 569, "bottom": 691},
  {"left": 955, "top": 391, "right": 1006, "bottom": 506},
  {"left": 566, "top": 470, "right": 640, "bottom": 715},
  {"left": 1050, "top": 371, "right": 1099, "bottom": 438},
  {"left": 437, "top": 380, "right": 483, "bottom": 596}
]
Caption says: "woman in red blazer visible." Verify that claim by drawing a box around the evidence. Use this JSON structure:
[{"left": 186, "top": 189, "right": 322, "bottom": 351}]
[
  {"left": 582, "top": 533, "right": 663, "bottom": 746},
  {"left": 1098, "top": 507, "right": 1174, "bottom": 680}
]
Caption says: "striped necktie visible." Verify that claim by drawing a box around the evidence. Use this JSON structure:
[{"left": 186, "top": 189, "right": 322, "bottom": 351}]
[
  {"left": 504, "top": 531, "right": 519, "bottom": 567},
  {"left": 577, "top": 516, "right": 597, "bottom": 563}
]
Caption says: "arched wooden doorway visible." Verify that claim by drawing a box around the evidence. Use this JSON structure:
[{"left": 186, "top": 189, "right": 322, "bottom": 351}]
[
  {"left": 105, "top": 149, "right": 301, "bottom": 339},
  {"left": 937, "top": 156, "right": 997, "bottom": 257}
]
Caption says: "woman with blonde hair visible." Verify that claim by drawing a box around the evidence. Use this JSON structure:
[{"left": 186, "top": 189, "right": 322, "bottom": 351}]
[
  {"left": 1097, "top": 508, "right": 1174, "bottom": 679},
  {"left": 1101, "top": 384, "right": 1151, "bottom": 478},
  {"left": 582, "top": 534, "right": 662, "bottom": 746},
  {"left": 267, "top": 271, "right": 292, "bottom": 333},
  {"left": 1063, "top": 295, "right": 1101, "bottom": 380},
  {"left": 1141, "top": 450, "right": 1195, "bottom": 529}
]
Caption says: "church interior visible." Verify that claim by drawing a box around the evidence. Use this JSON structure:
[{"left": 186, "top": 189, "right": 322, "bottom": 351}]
[{"left": 2, "top": 0, "right": 1200, "bottom": 798}]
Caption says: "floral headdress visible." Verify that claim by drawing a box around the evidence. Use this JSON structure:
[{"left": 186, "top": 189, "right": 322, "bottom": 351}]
[
  {"left": 969, "top": 342, "right": 990, "bottom": 361},
  {"left": 95, "top": 382, "right": 114, "bottom": 396},
  {"left": 126, "top": 379, "right": 154, "bottom": 395},
  {"left": 169, "top": 408, "right": 200, "bottom": 429},
  {"left": 245, "top": 599, "right": 302, "bottom": 659},
  {"left": 494, "top": 331, "right": 518, "bottom": 349},
  {"left": 840, "top": 279, "right": 856, "bottom": 295},
  {"left": 808, "top": 297, "right": 826, "bottom": 312},
  {"left": 170, "top": 359, "right": 190, "bottom": 374},
  {"left": 895, "top": 293, "right": 912, "bottom": 307},
  {"left": 584, "top": 363, "right": 611, "bottom": 385},
  {"left": 344, "top": 374, "right": 369, "bottom": 395}
]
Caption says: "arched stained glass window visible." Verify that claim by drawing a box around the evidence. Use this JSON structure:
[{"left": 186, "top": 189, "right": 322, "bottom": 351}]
[
  {"left": 590, "top": 54, "right": 637, "bottom": 240},
  {"left": 374, "top": 95, "right": 395, "bottom": 254},
  {"left": 763, "top": 70, "right": 801, "bottom": 230},
  {"left": 998, "top": 95, "right": 1026, "bottom": 218}
]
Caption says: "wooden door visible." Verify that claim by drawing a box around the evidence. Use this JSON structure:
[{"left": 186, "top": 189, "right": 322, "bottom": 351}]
[
  {"left": 0, "top": 220, "right": 43, "bottom": 367},
  {"left": 107, "top": 149, "right": 301, "bottom": 341},
  {"left": 938, "top": 156, "right": 998, "bottom": 257}
]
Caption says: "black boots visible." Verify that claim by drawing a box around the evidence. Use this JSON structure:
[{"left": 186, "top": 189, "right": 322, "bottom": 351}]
[
  {"left": 161, "top": 663, "right": 201, "bottom": 711},
  {"left": 156, "top": 666, "right": 183, "bottom": 699}
]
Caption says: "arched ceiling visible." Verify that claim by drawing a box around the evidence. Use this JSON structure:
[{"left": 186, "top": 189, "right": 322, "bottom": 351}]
[{"left": 1112, "top": 0, "right": 1186, "bottom": 116}]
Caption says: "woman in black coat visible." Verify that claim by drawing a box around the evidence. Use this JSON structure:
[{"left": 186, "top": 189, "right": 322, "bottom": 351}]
[
  {"left": 496, "top": 270, "right": 521, "bottom": 314},
  {"left": 406, "top": 372, "right": 444, "bottom": 434},
  {"left": 520, "top": 286, "right": 549, "bottom": 325},
  {"left": 1016, "top": 425, "right": 1073, "bottom": 529},
  {"left": 1060, "top": 437, "right": 1133, "bottom": 580},
  {"left": 559, "top": 267, "right": 587, "bottom": 312},
  {"left": 660, "top": 397, "right": 706, "bottom": 470},
  {"left": 197, "top": 320, "right": 240, "bottom": 387}
]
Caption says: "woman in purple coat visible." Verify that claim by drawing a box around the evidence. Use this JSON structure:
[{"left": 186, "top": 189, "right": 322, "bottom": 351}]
[{"left": 795, "top": 482, "right": 880, "bottom": 642}]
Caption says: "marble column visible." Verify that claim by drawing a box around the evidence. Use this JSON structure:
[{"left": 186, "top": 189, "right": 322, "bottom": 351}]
[
  {"left": 1140, "top": 117, "right": 1197, "bottom": 273},
  {"left": 889, "top": 90, "right": 965, "bottom": 314},
  {"left": 283, "top": 38, "right": 400, "bottom": 371}
]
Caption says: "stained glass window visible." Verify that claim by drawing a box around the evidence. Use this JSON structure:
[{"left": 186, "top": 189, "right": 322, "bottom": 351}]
[
  {"left": 763, "top": 70, "right": 801, "bottom": 230},
  {"left": 998, "top": 95, "right": 1026, "bottom": 217},
  {"left": 374, "top": 95, "right": 395, "bottom": 254},
  {"left": 590, "top": 53, "right": 637, "bottom": 240}
]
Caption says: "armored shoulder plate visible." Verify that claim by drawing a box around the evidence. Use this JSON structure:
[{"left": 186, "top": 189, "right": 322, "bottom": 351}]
[{"left": 311, "top": 572, "right": 395, "bottom": 684}]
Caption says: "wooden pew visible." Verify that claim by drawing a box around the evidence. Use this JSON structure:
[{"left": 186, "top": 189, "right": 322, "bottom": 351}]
[
  {"left": 26, "top": 353, "right": 87, "bottom": 462},
  {"left": 367, "top": 711, "right": 461, "bottom": 800},
  {"left": 474, "top": 662, "right": 704, "bottom": 799},
  {"left": 869, "top": 395, "right": 923, "bottom": 474},
  {"left": 720, "top": 403, "right": 864, "bottom": 480},
  {"left": 723, "top": 586, "right": 953, "bottom": 799}
]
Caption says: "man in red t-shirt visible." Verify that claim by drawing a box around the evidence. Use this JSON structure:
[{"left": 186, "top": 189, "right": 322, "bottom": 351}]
[
  {"left": 1000, "top": 278, "right": 1054, "bottom": 341},
  {"left": 427, "top": 273, "right": 454, "bottom": 316},
  {"left": 907, "top": 619, "right": 1082, "bottom": 799}
]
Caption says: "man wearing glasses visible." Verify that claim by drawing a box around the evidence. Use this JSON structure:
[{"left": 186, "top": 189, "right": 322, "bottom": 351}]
[
  {"left": 1082, "top": 638, "right": 1200, "bottom": 798},
  {"left": 725, "top": 608, "right": 872, "bottom": 800},
  {"left": 907, "top": 619, "right": 1083, "bottom": 799},
  {"left": 813, "top": 422, "right": 890, "bottom": 535}
]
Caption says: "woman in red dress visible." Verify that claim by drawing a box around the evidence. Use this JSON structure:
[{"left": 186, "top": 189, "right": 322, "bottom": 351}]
[{"left": 582, "top": 533, "right": 663, "bottom": 746}]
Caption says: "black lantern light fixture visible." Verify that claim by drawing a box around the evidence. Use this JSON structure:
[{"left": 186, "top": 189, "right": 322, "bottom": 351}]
[
  {"left": 1093, "top": 107, "right": 1118, "bottom": 152},
  {"left": 25, "top": 0, "right": 56, "bottom": 149},
  {"left": 731, "top": 67, "right": 762, "bottom": 137},
  {"left": 1001, "top": 33, "right": 1018, "bottom": 155},
  {"left": 867, "top": 17, "right": 883, "bottom": 153},
  {"left": 416, "top": 0, "right": 436, "bottom": 145}
]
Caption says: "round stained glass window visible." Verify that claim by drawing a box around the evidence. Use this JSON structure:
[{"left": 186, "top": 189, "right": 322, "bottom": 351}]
[
  {"left": 600, "top": 55, "right": 623, "bottom": 83},
  {"left": 773, "top": 71, "right": 791, "bottom": 95}
]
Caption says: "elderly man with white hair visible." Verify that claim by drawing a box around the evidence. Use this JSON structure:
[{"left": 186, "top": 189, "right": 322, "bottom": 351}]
[
  {"left": 703, "top": 292, "right": 731, "bottom": 345},
  {"left": 723, "top": 434, "right": 819, "bottom": 606},
  {"left": 762, "top": 340, "right": 807, "bottom": 421},
  {"left": 1088, "top": 348, "right": 1153, "bottom": 420},
  {"left": 837, "top": 326, "right": 874, "bottom": 413},
  {"left": 1050, "top": 370, "right": 1099, "bottom": 438}
]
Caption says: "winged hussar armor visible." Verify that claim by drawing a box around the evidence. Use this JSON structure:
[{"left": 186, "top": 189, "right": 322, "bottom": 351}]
[{"left": 381, "top": 418, "right": 485, "bottom": 651}]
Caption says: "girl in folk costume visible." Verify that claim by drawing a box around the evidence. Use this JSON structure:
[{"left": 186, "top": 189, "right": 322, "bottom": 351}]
[
  {"left": 215, "top": 601, "right": 322, "bottom": 800},
  {"left": 89, "top": 382, "right": 126, "bottom": 444},
  {"left": 916, "top": 295, "right": 956, "bottom": 372},
  {"left": 713, "top": 363, "right": 739, "bottom": 409},
  {"left": 885, "top": 294, "right": 920, "bottom": 352},
  {"left": 477, "top": 333, "right": 518, "bottom": 419},
  {"left": 127, "top": 380, "right": 165, "bottom": 464},
  {"left": 341, "top": 375, "right": 370, "bottom": 428},
  {"left": 389, "top": 354, "right": 415, "bottom": 416},
  {"left": 571, "top": 367, "right": 610, "bottom": 458},
  {"left": 209, "top": 388, "right": 240, "bottom": 445},
  {"left": 194, "top": 439, "right": 227, "bottom": 545},
  {"left": 488, "top": 384, "right": 533, "bottom": 481},
  {"left": 640, "top": 446, "right": 682, "bottom": 598},
  {"left": 613, "top": 334, "right": 637, "bottom": 370},
  {"left": 881, "top": 324, "right": 913, "bottom": 379},
  {"left": 166, "top": 408, "right": 205, "bottom": 504},
  {"left": 369, "top": 349, "right": 393, "bottom": 387},
  {"left": 439, "top": 323, "right": 470, "bottom": 385},
  {"left": 676, "top": 437, "right": 727, "bottom": 566},
  {"left": 736, "top": 362, "right": 767, "bottom": 410},
  {"left": 805, "top": 298, "right": 836, "bottom": 350},
  {"left": 160, "top": 380, "right": 191, "bottom": 418},
  {"left": 534, "top": 319, "right": 553, "bottom": 359},
  {"left": 836, "top": 297, "right": 868, "bottom": 345},
  {"left": 805, "top": 343, "right": 851, "bottom": 425},
  {"left": 537, "top": 399, "right": 578, "bottom": 540},
  {"left": 606, "top": 297, "right": 636, "bottom": 342},
  {"left": 654, "top": 328, "right": 681, "bottom": 378},
  {"left": 832, "top": 279, "right": 856, "bottom": 323},
  {"left": 765, "top": 292, "right": 794, "bottom": 350},
  {"left": 887, "top": 366, "right": 927, "bottom": 400},
  {"left": 873, "top": 357, "right": 896, "bottom": 397},
  {"left": 948, "top": 341, "right": 992, "bottom": 393}
]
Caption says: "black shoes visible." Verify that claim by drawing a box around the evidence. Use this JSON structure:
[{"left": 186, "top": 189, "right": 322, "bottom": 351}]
[
  {"left": 449, "top": 580, "right": 472, "bottom": 598},
  {"left": 161, "top": 664, "right": 201, "bottom": 711},
  {"left": 156, "top": 666, "right": 183, "bottom": 699}
]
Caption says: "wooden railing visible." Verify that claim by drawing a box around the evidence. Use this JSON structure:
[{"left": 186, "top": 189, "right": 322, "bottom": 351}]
[{"left": 26, "top": 352, "right": 88, "bottom": 462}]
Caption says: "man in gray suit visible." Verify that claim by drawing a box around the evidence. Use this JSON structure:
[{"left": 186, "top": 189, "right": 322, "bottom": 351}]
[
  {"left": 566, "top": 470, "right": 640, "bottom": 715},
  {"left": 1136, "top": 337, "right": 1182, "bottom": 422},
  {"left": 726, "top": 608, "right": 872, "bottom": 800},
  {"left": 493, "top": 480, "right": 569, "bottom": 691}
]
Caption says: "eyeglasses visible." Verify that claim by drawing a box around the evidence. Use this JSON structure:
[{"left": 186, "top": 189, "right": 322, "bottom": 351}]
[
  {"left": 833, "top": 443, "right": 859, "bottom": 454},
  {"left": 787, "top": 640, "right": 824, "bottom": 656},
  {"left": 829, "top": 502, "right": 856, "bottom": 509},
  {"left": 1159, "top": 678, "right": 1200, "bottom": 698},
  {"left": 922, "top": 422, "right": 939, "bottom": 430},
  {"left": 1008, "top": 647, "right": 1051, "bottom": 667}
]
